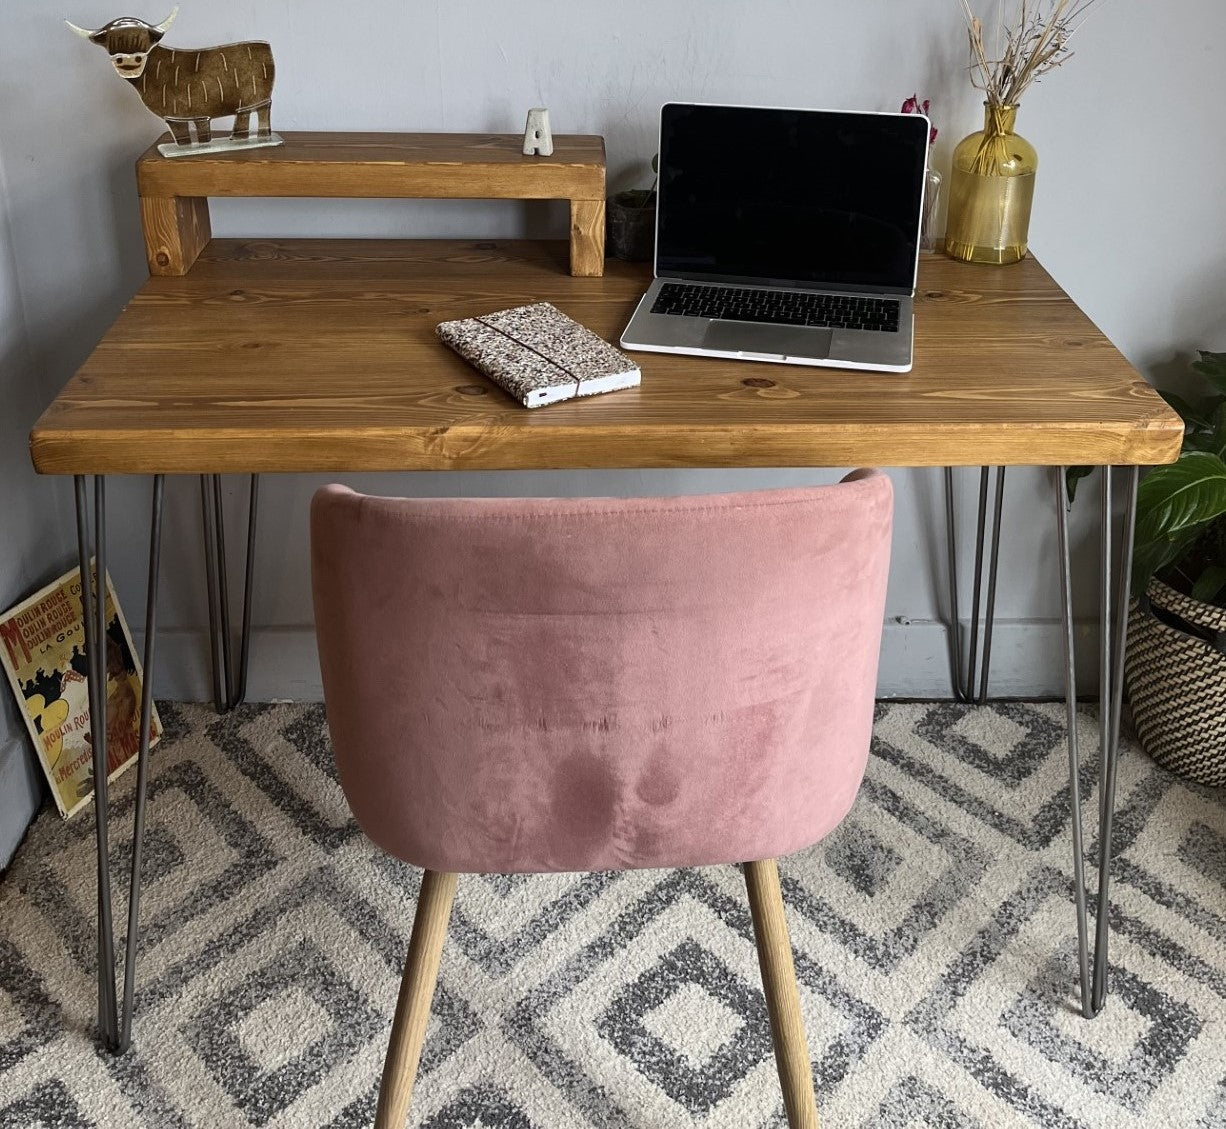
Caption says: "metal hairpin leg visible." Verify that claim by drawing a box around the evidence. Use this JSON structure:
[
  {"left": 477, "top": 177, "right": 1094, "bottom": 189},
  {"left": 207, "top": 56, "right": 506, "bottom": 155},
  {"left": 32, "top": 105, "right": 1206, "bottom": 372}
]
[
  {"left": 74, "top": 474, "right": 165, "bottom": 1052},
  {"left": 119, "top": 475, "right": 165, "bottom": 1052},
  {"left": 199, "top": 477, "right": 227, "bottom": 713},
  {"left": 236, "top": 475, "right": 259, "bottom": 709},
  {"left": 199, "top": 473, "right": 259, "bottom": 712},
  {"left": 1094, "top": 465, "right": 1138, "bottom": 1013},
  {"left": 1054, "top": 464, "right": 1138, "bottom": 1018},
  {"left": 76, "top": 476, "right": 117, "bottom": 1048},
  {"left": 945, "top": 466, "right": 1007, "bottom": 703}
]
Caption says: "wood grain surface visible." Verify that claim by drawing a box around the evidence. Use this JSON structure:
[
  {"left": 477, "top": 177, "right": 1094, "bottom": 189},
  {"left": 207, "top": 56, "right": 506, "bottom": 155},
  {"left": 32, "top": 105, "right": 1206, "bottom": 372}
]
[
  {"left": 136, "top": 132, "right": 606, "bottom": 278},
  {"left": 745, "top": 859, "right": 820, "bottom": 1127},
  {"left": 30, "top": 240, "right": 1183, "bottom": 475},
  {"left": 136, "top": 132, "right": 606, "bottom": 200},
  {"left": 139, "top": 194, "right": 211, "bottom": 275},
  {"left": 375, "top": 869, "right": 457, "bottom": 1129},
  {"left": 569, "top": 198, "right": 606, "bottom": 278}
]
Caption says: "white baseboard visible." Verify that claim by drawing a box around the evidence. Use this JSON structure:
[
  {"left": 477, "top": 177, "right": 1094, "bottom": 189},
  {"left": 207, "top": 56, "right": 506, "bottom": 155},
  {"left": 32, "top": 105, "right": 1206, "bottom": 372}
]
[
  {"left": 876, "top": 618, "right": 1101, "bottom": 698},
  {"left": 140, "top": 618, "right": 1105, "bottom": 704}
]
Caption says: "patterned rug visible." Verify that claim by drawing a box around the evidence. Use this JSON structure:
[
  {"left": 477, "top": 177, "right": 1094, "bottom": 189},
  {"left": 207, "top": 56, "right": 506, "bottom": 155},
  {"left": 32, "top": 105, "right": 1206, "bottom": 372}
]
[{"left": 1, "top": 701, "right": 1224, "bottom": 1128}]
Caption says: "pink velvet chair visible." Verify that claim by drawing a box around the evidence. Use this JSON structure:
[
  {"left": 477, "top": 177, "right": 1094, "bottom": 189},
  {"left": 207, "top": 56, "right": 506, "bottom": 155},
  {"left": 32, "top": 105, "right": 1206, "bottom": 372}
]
[{"left": 310, "top": 473, "right": 893, "bottom": 1128}]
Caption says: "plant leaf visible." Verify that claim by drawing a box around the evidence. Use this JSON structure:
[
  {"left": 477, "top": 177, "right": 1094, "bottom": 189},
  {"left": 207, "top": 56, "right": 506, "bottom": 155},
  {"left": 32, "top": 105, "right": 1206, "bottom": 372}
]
[
  {"left": 1183, "top": 428, "right": 1219, "bottom": 454},
  {"left": 1158, "top": 389, "right": 1212, "bottom": 432},
  {"left": 1131, "top": 527, "right": 1200, "bottom": 594},
  {"left": 1134, "top": 451, "right": 1226, "bottom": 548},
  {"left": 1191, "top": 350, "right": 1226, "bottom": 395},
  {"left": 1207, "top": 401, "right": 1226, "bottom": 460},
  {"left": 1065, "top": 465, "right": 1093, "bottom": 502},
  {"left": 1191, "top": 563, "right": 1226, "bottom": 605}
]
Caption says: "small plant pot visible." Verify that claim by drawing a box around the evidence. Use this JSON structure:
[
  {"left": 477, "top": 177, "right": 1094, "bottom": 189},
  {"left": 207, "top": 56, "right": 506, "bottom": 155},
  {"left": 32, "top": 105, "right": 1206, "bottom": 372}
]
[
  {"left": 1125, "top": 577, "right": 1226, "bottom": 786},
  {"left": 606, "top": 190, "right": 657, "bottom": 262}
]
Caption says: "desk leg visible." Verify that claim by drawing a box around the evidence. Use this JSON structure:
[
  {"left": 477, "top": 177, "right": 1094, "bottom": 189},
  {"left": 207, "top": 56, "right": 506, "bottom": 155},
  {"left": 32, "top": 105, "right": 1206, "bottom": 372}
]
[
  {"left": 76, "top": 476, "right": 118, "bottom": 1048},
  {"left": 1093, "top": 466, "right": 1138, "bottom": 1012},
  {"left": 1054, "top": 465, "right": 1138, "bottom": 1018},
  {"left": 74, "top": 474, "right": 164, "bottom": 1052},
  {"left": 199, "top": 474, "right": 259, "bottom": 712},
  {"left": 945, "top": 466, "right": 1006, "bottom": 703},
  {"left": 234, "top": 474, "right": 259, "bottom": 709},
  {"left": 119, "top": 475, "right": 165, "bottom": 1052},
  {"left": 199, "top": 476, "right": 228, "bottom": 713}
]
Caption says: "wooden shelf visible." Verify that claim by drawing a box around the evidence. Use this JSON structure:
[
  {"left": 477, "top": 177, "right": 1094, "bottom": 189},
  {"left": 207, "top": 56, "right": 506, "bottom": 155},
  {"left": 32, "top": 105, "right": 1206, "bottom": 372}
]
[{"left": 135, "top": 131, "right": 607, "bottom": 278}]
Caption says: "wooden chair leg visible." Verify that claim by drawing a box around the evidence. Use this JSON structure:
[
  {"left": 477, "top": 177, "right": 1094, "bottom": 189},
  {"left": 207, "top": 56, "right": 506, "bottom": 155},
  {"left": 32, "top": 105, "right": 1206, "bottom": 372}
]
[
  {"left": 744, "top": 859, "right": 820, "bottom": 1129},
  {"left": 375, "top": 870, "right": 458, "bottom": 1129}
]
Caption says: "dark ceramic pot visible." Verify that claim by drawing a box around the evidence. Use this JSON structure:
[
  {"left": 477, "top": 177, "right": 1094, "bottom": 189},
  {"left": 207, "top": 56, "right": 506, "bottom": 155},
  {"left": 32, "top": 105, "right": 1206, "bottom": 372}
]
[{"left": 606, "top": 190, "right": 657, "bottom": 262}]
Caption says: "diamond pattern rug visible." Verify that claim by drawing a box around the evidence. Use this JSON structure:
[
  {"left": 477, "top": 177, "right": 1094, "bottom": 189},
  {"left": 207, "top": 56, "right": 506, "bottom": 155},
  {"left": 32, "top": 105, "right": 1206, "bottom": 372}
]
[{"left": 1, "top": 701, "right": 1224, "bottom": 1127}]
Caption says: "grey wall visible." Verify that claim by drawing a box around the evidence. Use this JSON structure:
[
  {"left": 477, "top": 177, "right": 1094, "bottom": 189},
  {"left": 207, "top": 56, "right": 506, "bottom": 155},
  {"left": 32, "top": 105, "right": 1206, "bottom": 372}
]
[
  {"left": 0, "top": 5, "right": 168, "bottom": 863},
  {"left": 0, "top": 148, "right": 79, "bottom": 865},
  {"left": 2, "top": 1, "right": 1225, "bottom": 850}
]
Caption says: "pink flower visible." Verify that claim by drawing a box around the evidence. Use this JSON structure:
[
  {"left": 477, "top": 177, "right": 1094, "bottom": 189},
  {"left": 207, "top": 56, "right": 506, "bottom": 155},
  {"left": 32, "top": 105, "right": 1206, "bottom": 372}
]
[{"left": 901, "top": 94, "right": 938, "bottom": 145}]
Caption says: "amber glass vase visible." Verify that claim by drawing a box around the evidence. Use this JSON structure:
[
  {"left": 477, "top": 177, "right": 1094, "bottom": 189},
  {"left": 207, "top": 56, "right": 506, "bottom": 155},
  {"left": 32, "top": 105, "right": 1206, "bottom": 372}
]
[{"left": 945, "top": 103, "right": 1037, "bottom": 264}]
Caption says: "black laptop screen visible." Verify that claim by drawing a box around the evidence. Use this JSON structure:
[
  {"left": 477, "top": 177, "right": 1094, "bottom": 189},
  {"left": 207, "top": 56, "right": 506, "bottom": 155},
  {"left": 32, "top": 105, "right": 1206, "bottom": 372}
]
[{"left": 654, "top": 104, "right": 929, "bottom": 292}]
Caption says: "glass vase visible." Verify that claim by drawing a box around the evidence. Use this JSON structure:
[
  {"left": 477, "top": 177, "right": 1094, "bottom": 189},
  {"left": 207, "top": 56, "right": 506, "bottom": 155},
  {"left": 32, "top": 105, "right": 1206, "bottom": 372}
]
[
  {"left": 944, "top": 103, "right": 1037, "bottom": 265},
  {"left": 920, "top": 167, "right": 942, "bottom": 252}
]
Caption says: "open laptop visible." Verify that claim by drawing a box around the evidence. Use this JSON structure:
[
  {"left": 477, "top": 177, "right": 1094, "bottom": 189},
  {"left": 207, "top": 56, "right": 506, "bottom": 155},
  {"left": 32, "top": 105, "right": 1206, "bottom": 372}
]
[{"left": 619, "top": 103, "right": 931, "bottom": 373}]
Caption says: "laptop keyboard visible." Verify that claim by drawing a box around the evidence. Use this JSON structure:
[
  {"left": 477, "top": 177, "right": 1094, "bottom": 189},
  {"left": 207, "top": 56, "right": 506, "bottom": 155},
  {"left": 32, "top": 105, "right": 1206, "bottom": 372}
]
[{"left": 651, "top": 282, "right": 900, "bottom": 333}]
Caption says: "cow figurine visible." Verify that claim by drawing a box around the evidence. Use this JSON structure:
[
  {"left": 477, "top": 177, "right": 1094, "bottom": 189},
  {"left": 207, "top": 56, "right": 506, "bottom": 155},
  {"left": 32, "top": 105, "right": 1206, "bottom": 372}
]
[{"left": 66, "top": 8, "right": 282, "bottom": 157}]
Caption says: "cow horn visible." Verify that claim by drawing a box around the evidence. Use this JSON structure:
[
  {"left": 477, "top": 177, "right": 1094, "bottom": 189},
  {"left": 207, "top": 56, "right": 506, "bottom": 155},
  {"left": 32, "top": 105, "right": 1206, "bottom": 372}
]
[
  {"left": 153, "top": 6, "right": 178, "bottom": 34},
  {"left": 64, "top": 19, "right": 99, "bottom": 38}
]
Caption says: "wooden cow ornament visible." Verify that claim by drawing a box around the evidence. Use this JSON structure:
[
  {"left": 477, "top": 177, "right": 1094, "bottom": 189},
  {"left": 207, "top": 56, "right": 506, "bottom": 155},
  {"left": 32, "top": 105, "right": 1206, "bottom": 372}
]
[{"left": 67, "top": 8, "right": 282, "bottom": 157}]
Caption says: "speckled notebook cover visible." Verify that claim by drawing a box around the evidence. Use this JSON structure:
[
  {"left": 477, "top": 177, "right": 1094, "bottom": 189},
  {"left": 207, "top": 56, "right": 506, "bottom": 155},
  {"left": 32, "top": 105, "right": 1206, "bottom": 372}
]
[{"left": 436, "top": 302, "right": 641, "bottom": 408}]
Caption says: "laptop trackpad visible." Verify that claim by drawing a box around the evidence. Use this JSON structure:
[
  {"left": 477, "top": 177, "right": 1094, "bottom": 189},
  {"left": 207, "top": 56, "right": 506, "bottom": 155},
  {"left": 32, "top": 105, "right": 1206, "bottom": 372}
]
[{"left": 702, "top": 320, "right": 833, "bottom": 358}]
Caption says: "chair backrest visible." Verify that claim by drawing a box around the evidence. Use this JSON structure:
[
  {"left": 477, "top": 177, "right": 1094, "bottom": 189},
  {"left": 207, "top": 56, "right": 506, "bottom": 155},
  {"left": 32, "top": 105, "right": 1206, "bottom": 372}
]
[{"left": 311, "top": 474, "right": 892, "bottom": 874}]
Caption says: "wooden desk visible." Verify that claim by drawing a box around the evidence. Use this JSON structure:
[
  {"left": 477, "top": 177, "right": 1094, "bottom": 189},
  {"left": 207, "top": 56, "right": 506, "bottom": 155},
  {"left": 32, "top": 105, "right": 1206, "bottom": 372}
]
[
  {"left": 28, "top": 239, "right": 1182, "bottom": 1053},
  {"left": 32, "top": 240, "right": 1179, "bottom": 474}
]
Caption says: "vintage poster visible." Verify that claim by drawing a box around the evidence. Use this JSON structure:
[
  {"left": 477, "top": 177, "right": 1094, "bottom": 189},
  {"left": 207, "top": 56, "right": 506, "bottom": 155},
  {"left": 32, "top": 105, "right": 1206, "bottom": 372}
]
[{"left": 0, "top": 564, "right": 161, "bottom": 819}]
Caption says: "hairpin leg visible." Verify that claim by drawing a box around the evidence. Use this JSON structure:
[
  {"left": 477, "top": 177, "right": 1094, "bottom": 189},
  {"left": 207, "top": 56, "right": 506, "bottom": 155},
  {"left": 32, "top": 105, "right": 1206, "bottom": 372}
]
[
  {"left": 1091, "top": 466, "right": 1139, "bottom": 1013},
  {"left": 233, "top": 474, "right": 259, "bottom": 709},
  {"left": 200, "top": 476, "right": 228, "bottom": 713},
  {"left": 1054, "top": 466, "right": 1094, "bottom": 1018},
  {"left": 211, "top": 475, "right": 235, "bottom": 706},
  {"left": 977, "top": 467, "right": 1007, "bottom": 704},
  {"left": 118, "top": 475, "right": 165, "bottom": 1052},
  {"left": 199, "top": 474, "right": 259, "bottom": 712},
  {"left": 76, "top": 475, "right": 119, "bottom": 1049},
  {"left": 75, "top": 475, "right": 167, "bottom": 1053},
  {"left": 944, "top": 467, "right": 965, "bottom": 699},
  {"left": 945, "top": 466, "right": 1007, "bottom": 703}
]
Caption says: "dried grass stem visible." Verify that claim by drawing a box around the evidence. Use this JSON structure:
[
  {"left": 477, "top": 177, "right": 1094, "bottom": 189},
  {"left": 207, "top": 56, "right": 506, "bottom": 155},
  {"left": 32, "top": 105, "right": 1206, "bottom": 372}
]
[{"left": 958, "top": 0, "right": 1103, "bottom": 107}]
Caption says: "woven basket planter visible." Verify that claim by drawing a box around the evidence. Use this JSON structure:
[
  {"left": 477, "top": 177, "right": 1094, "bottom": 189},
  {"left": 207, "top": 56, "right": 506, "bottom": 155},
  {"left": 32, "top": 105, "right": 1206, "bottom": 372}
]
[{"left": 1125, "top": 577, "right": 1226, "bottom": 786}]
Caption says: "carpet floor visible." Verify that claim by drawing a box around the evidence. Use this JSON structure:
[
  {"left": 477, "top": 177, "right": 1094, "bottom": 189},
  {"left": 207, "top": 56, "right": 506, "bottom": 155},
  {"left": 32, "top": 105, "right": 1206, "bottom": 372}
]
[{"left": 1, "top": 701, "right": 1224, "bottom": 1128}]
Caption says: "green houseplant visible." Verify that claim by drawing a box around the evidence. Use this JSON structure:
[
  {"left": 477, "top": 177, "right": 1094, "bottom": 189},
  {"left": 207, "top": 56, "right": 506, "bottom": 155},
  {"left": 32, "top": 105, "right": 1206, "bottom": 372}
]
[
  {"left": 1100, "top": 351, "right": 1226, "bottom": 601},
  {"left": 1079, "top": 351, "right": 1226, "bottom": 785}
]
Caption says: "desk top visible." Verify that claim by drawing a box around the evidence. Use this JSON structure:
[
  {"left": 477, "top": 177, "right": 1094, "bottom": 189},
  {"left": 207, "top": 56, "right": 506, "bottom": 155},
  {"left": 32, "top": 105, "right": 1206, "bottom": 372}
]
[{"left": 30, "top": 239, "right": 1182, "bottom": 475}]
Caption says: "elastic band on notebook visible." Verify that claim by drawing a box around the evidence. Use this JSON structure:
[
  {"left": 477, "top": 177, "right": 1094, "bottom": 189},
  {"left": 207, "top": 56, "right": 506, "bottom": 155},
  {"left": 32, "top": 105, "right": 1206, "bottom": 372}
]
[{"left": 472, "top": 316, "right": 582, "bottom": 399}]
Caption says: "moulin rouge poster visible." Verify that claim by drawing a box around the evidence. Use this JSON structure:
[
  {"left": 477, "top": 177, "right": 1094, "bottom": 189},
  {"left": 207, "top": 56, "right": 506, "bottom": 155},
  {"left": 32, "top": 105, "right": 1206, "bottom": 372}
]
[{"left": 0, "top": 564, "right": 160, "bottom": 818}]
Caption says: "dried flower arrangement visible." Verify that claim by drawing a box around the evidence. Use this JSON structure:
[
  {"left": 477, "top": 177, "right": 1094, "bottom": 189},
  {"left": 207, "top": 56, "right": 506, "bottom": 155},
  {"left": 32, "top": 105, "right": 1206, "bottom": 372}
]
[{"left": 958, "top": 0, "right": 1105, "bottom": 106}]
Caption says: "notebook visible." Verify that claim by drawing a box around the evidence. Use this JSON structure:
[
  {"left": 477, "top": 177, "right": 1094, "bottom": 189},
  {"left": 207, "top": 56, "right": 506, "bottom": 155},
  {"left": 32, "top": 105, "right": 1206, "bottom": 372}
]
[
  {"left": 437, "top": 302, "right": 640, "bottom": 408},
  {"left": 619, "top": 103, "right": 932, "bottom": 373}
]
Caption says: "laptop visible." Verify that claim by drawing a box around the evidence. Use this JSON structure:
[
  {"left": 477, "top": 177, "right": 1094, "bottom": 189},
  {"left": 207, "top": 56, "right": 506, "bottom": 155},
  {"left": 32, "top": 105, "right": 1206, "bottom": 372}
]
[{"left": 619, "top": 103, "right": 931, "bottom": 373}]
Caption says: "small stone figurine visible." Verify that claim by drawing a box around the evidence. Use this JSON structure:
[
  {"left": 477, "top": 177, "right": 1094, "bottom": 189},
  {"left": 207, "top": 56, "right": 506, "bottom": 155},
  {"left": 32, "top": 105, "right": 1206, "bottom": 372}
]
[
  {"left": 66, "top": 7, "right": 282, "bottom": 158},
  {"left": 522, "top": 108, "right": 554, "bottom": 157}
]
